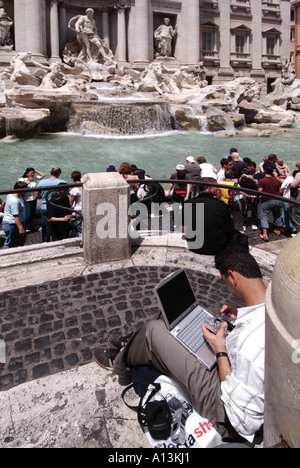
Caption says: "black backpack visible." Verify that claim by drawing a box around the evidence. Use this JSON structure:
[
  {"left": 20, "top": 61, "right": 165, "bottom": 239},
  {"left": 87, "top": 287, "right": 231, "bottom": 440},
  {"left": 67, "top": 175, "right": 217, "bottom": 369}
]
[{"left": 228, "top": 183, "right": 247, "bottom": 211}]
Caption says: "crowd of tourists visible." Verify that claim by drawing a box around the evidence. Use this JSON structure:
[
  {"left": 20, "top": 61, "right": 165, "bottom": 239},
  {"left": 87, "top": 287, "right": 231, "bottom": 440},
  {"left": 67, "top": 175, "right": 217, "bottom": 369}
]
[
  {"left": 0, "top": 148, "right": 300, "bottom": 249},
  {"left": 0, "top": 167, "right": 82, "bottom": 249},
  {"left": 114, "top": 148, "right": 300, "bottom": 253}
]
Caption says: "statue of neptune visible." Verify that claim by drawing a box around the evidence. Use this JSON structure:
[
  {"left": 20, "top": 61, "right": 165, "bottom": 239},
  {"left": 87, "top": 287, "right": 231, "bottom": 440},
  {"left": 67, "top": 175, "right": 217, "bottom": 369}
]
[{"left": 68, "top": 8, "right": 114, "bottom": 64}]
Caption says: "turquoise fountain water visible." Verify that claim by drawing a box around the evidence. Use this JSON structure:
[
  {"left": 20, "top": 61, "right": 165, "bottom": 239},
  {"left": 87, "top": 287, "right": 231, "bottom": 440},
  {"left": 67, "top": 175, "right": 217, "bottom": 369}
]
[{"left": 0, "top": 130, "right": 300, "bottom": 193}]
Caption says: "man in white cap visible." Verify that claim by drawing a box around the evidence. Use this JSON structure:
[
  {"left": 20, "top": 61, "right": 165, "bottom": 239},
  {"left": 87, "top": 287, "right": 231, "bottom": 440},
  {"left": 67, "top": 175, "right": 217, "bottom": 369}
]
[{"left": 185, "top": 156, "right": 201, "bottom": 197}]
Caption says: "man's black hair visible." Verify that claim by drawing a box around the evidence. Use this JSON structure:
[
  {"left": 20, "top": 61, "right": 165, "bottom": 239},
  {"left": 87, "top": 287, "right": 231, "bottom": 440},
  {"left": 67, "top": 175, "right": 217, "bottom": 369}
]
[
  {"left": 51, "top": 167, "right": 62, "bottom": 177},
  {"left": 220, "top": 157, "right": 229, "bottom": 167},
  {"left": 224, "top": 169, "right": 234, "bottom": 179},
  {"left": 215, "top": 247, "right": 262, "bottom": 279},
  {"left": 199, "top": 177, "right": 217, "bottom": 192},
  {"left": 263, "top": 163, "right": 274, "bottom": 175},
  {"left": 14, "top": 181, "right": 28, "bottom": 190}
]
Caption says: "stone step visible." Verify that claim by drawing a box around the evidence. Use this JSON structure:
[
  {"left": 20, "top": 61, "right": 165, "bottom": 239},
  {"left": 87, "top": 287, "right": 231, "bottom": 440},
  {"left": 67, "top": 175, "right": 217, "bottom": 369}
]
[{"left": 0, "top": 239, "right": 85, "bottom": 292}]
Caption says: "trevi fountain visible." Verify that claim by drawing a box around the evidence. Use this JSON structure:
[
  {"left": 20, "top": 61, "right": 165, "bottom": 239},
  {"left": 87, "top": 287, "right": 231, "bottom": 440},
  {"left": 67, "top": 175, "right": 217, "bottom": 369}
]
[
  {"left": 0, "top": 5, "right": 299, "bottom": 139},
  {"left": 0, "top": 5, "right": 300, "bottom": 190}
]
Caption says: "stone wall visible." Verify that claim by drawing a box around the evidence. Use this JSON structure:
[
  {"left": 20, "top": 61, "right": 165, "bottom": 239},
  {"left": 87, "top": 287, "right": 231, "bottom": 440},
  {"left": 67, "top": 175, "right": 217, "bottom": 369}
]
[{"left": 0, "top": 265, "right": 232, "bottom": 391}]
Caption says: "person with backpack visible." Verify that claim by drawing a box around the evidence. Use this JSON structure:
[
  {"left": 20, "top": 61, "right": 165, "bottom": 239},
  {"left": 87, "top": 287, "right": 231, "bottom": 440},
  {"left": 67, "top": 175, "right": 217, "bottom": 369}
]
[
  {"left": 239, "top": 161, "right": 262, "bottom": 231},
  {"left": 257, "top": 163, "right": 283, "bottom": 242},
  {"left": 218, "top": 170, "right": 246, "bottom": 233},
  {"left": 167, "top": 164, "right": 191, "bottom": 230},
  {"left": 94, "top": 248, "right": 266, "bottom": 444}
]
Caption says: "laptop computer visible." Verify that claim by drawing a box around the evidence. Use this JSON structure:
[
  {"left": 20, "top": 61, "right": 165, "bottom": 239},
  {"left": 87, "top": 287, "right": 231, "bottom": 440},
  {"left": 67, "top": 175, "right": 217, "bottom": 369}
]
[{"left": 154, "top": 269, "right": 217, "bottom": 370}]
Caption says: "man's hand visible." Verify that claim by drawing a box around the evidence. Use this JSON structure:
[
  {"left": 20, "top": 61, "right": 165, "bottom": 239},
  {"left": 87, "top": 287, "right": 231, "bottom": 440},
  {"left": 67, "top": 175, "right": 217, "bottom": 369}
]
[
  {"left": 202, "top": 322, "right": 231, "bottom": 382},
  {"left": 220, "top": 303, "right": 238, "bottom": 321},
  {"left": 202, "top": 322, "right": 227, "bottom": 354}
]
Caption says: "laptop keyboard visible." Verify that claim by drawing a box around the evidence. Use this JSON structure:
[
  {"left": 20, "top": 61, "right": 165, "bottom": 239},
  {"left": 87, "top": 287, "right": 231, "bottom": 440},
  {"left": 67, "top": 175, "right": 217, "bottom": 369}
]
[{"left": 177, "top": 310, "right": 207, "bottom": 352}]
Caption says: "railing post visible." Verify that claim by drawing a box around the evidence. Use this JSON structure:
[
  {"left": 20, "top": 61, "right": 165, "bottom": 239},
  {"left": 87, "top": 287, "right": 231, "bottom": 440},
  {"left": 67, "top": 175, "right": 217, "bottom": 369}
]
[{"left": 82, "top": 173, "right": 131, "bottom": 265}]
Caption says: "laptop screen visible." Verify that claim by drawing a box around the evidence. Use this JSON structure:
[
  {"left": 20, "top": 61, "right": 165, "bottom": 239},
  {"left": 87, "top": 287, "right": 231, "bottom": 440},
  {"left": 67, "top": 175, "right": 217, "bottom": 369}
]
[{"left": 156, "top": 270, "right": 196, "bottom": 325}]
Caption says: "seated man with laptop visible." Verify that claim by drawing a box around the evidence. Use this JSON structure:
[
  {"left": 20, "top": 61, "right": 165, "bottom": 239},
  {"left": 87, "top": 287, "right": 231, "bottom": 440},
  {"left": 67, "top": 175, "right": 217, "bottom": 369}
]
[{"left": 94, "top": 248, "right": 266, "bottom": 444}]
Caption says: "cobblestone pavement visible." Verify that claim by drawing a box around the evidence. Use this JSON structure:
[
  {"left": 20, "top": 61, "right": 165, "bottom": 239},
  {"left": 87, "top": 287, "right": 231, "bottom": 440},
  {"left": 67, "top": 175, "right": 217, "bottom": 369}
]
[
  {"left": 0, "top": 264, "right": 234, "bottom": 391},
  {"left": 0, "top": 215, "right": 292, "bottom": 448}
]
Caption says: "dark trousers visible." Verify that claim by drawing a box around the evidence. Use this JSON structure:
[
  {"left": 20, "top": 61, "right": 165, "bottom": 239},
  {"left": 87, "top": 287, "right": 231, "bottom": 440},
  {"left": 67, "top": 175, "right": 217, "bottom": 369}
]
[
  {"left": 2, "top": 222, "right": 26, "bottom": 249},
  {"left": 113, "top": 317, "right": 243, "bottom": 441},
  {"left": 41, "top": 210, "right": 51, "bottom": 242}
]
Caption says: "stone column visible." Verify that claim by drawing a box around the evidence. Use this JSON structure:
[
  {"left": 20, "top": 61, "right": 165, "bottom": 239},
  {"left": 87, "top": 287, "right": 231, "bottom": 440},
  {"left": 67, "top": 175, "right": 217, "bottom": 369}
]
[
  {"left": 102, "top": 9, "right": 110, "bottom": 49},
  {"left": 251, "top": 0, "right": 262, "bottom": 71},
  {"left": 22, "top": 0, "right": 45, "bottom": 56},
  {"left": 13, "top": 0, "right": 26, "bottom": 51},
  {"left": 264, "top": 234, "right": 300, "bottom": 448},
  {"left": 82, "top": 173, "right": 131, "bottom": 265},
  {"left": 182, "top": 0, "right": 200, "bottom": 65},
  {"left": 59, "top": 3, "right": 67, "bottom": 52},
  {"left": 218, "top": 0, "right": 233, "bottom": 78},
  {"left": 115, "top": 5, "right": 128, "bottom": 64},
  {"left": 133, "top": 0, "right": 149, "bottom": 65},
  {"left": 281, "top": 0, "right": 293, "bottom": 61},
  {"left": 50, "top": 0, "right": 61, "bottom": 62}
]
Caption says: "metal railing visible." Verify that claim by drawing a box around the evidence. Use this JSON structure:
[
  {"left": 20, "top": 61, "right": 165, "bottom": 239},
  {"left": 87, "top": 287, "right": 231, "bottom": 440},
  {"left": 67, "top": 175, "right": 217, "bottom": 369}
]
[
  {"left": 1, "top": 179, "right": 299, "bottom": 230},
  {"left": 126, "top": 178, "right": 300, "bottom": 230},
  {"left": 0, "top": 183, "right": 83, "bottom": 227}
]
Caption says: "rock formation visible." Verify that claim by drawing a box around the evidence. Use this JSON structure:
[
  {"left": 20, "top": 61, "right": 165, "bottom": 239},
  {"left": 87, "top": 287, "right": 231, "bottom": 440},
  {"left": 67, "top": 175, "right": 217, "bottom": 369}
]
[{"left": 0, "top": 12, "right": 299, "bottom": 139}]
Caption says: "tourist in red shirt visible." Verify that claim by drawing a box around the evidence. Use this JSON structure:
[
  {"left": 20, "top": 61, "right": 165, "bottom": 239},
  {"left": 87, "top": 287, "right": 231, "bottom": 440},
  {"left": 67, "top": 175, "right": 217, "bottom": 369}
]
[{"left": 258, "top": 164, "right": 283, "bottom": 241}]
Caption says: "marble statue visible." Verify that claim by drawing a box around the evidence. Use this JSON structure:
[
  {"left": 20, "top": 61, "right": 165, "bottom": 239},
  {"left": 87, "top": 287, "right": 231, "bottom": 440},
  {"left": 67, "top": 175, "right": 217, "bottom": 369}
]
[
  {"left": 4, "top": 52, "right": 51, "bottom": 86},
  {"left": 281, "top": 58, "right": 296, "bottom": 87},
  {"left": 0, "top": 1, "right": 13, "bottom": 48},
  {"left": 40, "top": 63, "right": 67, "bottom": 89},
  {"left": 136, "top": 62, "right": 208, "bottom": 95},
  {"left": 67, "top": 8, "right": 114, "bottom": 65},
  {"left": 154, "top": 18, "right": 177, "bottom": 58}
]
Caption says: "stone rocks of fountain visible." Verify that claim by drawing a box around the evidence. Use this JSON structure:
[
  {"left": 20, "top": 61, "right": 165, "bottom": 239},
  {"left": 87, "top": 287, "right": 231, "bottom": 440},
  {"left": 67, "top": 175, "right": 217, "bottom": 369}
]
[
  {"left": 168, "top": 76, "right": 298, "bottom": 136},
  {"left": 0, "top": 47, "right": 299, "bottom": 138},
  {"left": 0, "top": 106, "right": 50, "bottom": 139},
  {"left": 168, "top": 77, "right": 257, "bottom": 134}
]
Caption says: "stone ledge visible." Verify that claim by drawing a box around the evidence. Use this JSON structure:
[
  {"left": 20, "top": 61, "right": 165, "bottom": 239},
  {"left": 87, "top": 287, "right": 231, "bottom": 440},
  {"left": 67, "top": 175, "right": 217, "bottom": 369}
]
[
  {"left": 0, "top": 233, "right": 282, "bottom": 293},
  {"left": 0, "top": 362, "right": 147, "bottom": 448}
]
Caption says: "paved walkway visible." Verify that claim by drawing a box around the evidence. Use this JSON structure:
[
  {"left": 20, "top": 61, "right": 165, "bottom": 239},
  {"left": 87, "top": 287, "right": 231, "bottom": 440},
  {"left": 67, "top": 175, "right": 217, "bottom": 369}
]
[{"left": 0, "top": 230, "right": 293, "bottom": 448}]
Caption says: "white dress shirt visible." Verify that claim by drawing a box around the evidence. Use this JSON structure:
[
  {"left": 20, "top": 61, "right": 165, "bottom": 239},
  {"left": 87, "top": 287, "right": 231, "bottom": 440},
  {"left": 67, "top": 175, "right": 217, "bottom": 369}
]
[{"left": 221, "top": 303, "right": 265, "bottom": 442}]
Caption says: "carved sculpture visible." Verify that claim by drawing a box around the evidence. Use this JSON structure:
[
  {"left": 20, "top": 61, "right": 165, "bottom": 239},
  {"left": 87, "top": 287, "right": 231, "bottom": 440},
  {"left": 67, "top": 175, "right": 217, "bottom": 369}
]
[
  {"left": 281, "top": 58, "right": 296, "bottom": 87},
  {"left": 136, "top": 62, "right": 208, "bottom": 95},
  {"left": 0, "top": 1, "right": 13, "bottom": 48},
  {"left": 154, "top": 18, "right": 177, "bottom": 58},
  {"left": 66, "top": 8, "right": 114, "bottom": 65},
  {"left": 6, "top": 52, "right": 51, "bottom": 86}
]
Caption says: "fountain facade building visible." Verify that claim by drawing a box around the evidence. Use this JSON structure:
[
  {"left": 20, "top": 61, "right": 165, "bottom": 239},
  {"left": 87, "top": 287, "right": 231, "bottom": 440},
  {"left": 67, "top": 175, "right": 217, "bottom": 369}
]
[{"left": 0, "top": 0, "right": 292, "bottom": 94}]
